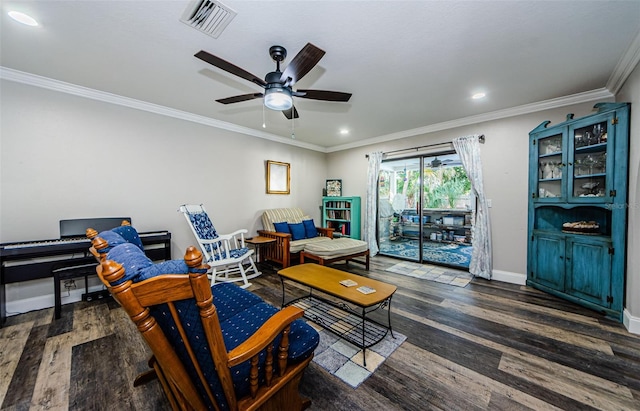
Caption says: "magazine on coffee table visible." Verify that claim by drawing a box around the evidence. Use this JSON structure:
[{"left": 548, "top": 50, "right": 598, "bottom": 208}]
[
  {"left": 340, "top": 279, "right": 358, "bottom": 287},
  {"left": 357, "top": 286, "right": 376, "bottom": 294}
]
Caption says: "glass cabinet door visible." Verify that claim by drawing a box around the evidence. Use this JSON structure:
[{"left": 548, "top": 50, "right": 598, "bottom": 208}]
[
  {"left": 568, "top": 114, "right": 613, "bottom": 203},
  {"left": 536, "top": 132, "right": 565, "bottom": 202}
]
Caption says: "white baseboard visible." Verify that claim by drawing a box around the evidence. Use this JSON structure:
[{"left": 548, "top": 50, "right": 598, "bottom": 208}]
[
  {"left": 623, "top": 308, "right": 640, "bottom": 335},
  {"left": 5, "top": 284, "right": 106, "bottom": 318},
  {"left": 492, "top": 269, "right": 526, "bottom": 285}
]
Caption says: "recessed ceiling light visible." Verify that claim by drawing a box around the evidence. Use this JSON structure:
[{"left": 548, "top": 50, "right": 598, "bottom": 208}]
[
  {"left": 472, "top": 92, "right": 486, "bottom": 100},
  {"left": 339, "top": 129, "right": 350, "bottom": 135},
  {"left": 8, "top": 11, "right": 38, "bottom": 26}
]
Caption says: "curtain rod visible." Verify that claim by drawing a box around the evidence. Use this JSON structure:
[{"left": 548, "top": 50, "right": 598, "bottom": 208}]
[{"left": 365, "top": 134, "right": 485, "bottom": 158}]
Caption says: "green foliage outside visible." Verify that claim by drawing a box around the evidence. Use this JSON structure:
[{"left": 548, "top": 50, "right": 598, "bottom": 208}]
[{"left": 380, "top": 166, "right": 471, "bottom": 209}]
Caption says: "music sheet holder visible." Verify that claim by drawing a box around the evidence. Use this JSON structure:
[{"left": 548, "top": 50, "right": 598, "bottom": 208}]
[{"left": 59, "top": 217, "right": 132, "bottom": 238}]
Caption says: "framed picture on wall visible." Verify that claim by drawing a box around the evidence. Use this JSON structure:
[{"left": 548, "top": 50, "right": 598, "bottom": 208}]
[
  {"left": 266, "top": 160, "right": 290, "bottom": 194},
  {"left": 326, "top": 179, "right": 342, "bottom": 197}
]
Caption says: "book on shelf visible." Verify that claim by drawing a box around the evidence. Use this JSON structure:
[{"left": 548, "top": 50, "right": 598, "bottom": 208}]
[
  {"left": 356, "top": 286, "right": 376, "bottom": 294},
  {"left": 340, "top": 279, "right": 358, "bottom": 287}
]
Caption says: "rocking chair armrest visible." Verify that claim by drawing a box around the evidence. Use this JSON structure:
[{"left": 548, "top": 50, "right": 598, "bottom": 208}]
[
  {"left": 224, "top": 228, "right": 248, "bottom": 237},
  {"left": 224, "top": 229, "right": 248, "bottom": 247},
  {"left": 227, "top": 306, "right": 304, "bottom": 367}
]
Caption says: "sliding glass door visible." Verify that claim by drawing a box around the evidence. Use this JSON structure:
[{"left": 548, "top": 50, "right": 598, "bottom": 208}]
[
  {"left": 377, "top": 152, "right": 474, "bottom": 269},
  {"left": 378, "top": 157, "right": 422, "bottom": 261}
]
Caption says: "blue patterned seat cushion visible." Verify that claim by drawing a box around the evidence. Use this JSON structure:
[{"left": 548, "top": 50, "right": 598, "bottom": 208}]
[
  {"left": 111, "top": 225, "right": 144, "bottom": 251},
  {"left": 106, "top": 243, "right": 207, "bottom": 284},
  {"left": 208, "top": 247, "right": 250, "bottom": 263},
  {"left": 187, "top": 211, "right": 221, "bottom": 253},
  {"left": 151, "top": 293, "right": 319, "bottom": 411},
  {"left": 96, "top": 231, "right": 128, "bottom": 253},
  {"left": 211, "top": 283, "right": 263, "bottom": 322},
  {"left": 97, "top": 225, "right": 144, "bottom": 253},
  {"left": 106, "top": 244, "right": 154, "bottom": 284}
]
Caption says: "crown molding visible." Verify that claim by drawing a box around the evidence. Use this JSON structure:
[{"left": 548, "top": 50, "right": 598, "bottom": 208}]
[
  {"left": 1, "top": 66, "right": 618, "bottom": 155},
  {"left": 326, "top": 88, "right": 614, "bottom": 153},
  {"left": 607, "top": 29, "right": 640, "bottom": 94},
  {"left": 0, "top": 67, "right": 325, "bottom": 152}
]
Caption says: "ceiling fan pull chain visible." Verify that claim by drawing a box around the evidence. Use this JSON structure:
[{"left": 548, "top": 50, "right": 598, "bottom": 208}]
[
  {"left": 262, "top": 104, "right": 266, "bottom": 128},
  {"left": 291, "top": 105, "right": 295, "bottom": 139}
]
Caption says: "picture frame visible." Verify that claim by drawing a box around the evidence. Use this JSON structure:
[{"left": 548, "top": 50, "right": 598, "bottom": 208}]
[
  {"left": 266, "top": 160, "right": 290, "bottom": 194},
  {"left": 326, "top": 179, "right": 342, "bottom": 197}
]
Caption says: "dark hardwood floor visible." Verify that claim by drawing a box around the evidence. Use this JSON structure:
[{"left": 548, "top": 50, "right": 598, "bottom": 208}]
[{"left": 1, "top": 255, "right": 639, "bottom": 410}]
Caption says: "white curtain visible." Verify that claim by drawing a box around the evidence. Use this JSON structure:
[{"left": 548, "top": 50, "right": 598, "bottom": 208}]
[
  {"left": 365, "top": 152, "right": 383, "bottom": 256},
  {"left": 452, "top": 135, "right": 492, "bottom": 279}
]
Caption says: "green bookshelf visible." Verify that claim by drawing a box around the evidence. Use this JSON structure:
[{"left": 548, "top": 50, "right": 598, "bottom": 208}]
[{"left": 321, "top": 196, "right": 361, "bottom": 240}]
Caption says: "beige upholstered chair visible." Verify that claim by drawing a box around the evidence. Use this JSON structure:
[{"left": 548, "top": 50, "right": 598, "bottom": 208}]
[{"left": 258, "top": 208, "right": 333, "bottom": 268}]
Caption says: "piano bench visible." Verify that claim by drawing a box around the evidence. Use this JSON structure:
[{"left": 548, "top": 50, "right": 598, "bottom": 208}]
[{"left": 53, "top": 263, "right": 101, "bottom": 319}]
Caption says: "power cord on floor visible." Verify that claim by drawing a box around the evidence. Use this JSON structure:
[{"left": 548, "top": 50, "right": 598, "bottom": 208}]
[{"left": 63, "top": 279, "right": 77, "bottom": 296}]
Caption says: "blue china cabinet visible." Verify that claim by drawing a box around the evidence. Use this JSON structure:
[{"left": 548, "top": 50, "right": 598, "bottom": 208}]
[{"left": 527, "top": 102, "right": 630, "bottom": 321}]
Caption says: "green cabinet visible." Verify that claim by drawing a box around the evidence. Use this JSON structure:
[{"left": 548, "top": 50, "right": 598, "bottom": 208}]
[
  {"left": 527, "top": 102, "right": 629, "bottom": 321},
  {"left": 322, "top": 196, "right": 361, "bottom": 240}
]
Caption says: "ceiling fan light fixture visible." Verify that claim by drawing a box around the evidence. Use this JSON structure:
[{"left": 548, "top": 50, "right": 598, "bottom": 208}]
[{"left": 264, "top": 87, "right": 292, "bottom": 110}]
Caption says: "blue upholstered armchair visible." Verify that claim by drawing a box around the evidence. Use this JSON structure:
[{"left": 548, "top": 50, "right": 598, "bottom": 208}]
[{"left": 88, "top": 224, "right": 319, "bottom": 411}]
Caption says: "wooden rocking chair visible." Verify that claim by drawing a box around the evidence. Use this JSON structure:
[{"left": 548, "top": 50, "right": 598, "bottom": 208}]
[{"left": 90, "top": 239, "right": 318, "bottom": 411}]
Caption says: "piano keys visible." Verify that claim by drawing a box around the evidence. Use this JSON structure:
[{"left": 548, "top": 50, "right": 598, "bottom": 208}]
[{"left": 1, "top": 225, "right": 171, "bottom": 327}]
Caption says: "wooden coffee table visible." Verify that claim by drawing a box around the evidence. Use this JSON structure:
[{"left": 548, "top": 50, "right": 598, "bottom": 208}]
[{"left": 278, "top": 263, "right": 397, "bottom": 365}]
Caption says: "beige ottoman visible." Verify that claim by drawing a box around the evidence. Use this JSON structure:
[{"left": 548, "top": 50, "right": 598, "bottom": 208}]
[{"left": 300, "top": 238, "right": 370, "bottom": 270}]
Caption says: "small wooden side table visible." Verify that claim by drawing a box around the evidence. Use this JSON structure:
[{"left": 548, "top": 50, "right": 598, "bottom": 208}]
[{"left": 245, "top": 236, "right": 276, "bottom": 265}]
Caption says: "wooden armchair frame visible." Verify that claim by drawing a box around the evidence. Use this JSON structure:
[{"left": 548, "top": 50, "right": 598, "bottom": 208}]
[
  {"left": 91, "top": 242, "right": 313, "bottom": 411},
  {"left": 256, "top": 227, "right": 334, "bottom": 268}
]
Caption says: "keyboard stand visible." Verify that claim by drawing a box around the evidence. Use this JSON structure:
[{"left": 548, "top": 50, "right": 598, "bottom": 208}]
[{"left": 53, "top": 263, "right": 102, "bottom": 319}]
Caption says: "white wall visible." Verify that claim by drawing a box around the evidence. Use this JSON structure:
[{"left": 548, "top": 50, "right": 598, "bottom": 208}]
[
  {"left": 616, "top": 62, "right": 640, "bottom": 330},
  {"left": 0, "top": 80, "right": 327, "bottom": 313}
]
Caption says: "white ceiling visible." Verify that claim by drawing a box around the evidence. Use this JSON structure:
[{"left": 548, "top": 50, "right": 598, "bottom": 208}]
[{"left": 1, "top": 1, "right": 639, "bottom": 152}]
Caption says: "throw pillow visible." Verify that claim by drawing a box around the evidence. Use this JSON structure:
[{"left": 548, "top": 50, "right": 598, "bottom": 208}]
[
  {"left": 302, "top": 219, "right": 318, "bottom": 238},
  {"left": 111, "top": 225, "right": 144, "bottom": 251},
  {"left": 273, "top": 221, "right": 290, "bottom": 234},
  {"left": 288, "top": 222, "right": 306, "bottom": 241},
  {"left": 96, "top": 230, "right": 127, "bottom": 253},
  {"left": 138, "top": 260, "right": 208, "bottom": 282},
  {"left": 106, "top": 243, "right": 153, "bottom": 285}
]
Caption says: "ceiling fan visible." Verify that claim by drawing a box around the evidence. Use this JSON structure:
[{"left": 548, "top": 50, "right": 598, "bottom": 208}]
[
  {"left": 194, "top": 43, "right": 352, "bottom": 119},
  {"left": 428, "top": 157, "right": 455, "bottom": 168}
]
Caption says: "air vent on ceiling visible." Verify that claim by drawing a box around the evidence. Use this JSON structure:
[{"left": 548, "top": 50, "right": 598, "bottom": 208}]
[{"left": 180, "top": 0, "right": 237, "bottom": 38}]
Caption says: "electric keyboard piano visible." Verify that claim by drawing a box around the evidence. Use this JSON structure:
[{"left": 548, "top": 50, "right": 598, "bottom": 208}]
[{"left": 0, "top": 225, "right": 171, "bottom": 326}]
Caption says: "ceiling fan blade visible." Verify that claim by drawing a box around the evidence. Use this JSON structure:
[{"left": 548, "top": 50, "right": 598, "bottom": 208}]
[
  {"left": 216, "top": 93, "right": 264, "bottom": 105},
  {"left": 195, "top": 50, "right": 266, "bottom": 88},
  {"left": 280, "top": 43, "right": 325, "bottom": 86},
  {"left": 282, "top": 106, "right": 299, "bottom": 120},
  {"left": 295, "top": 89, "right": 352, "bottom": 102}
]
